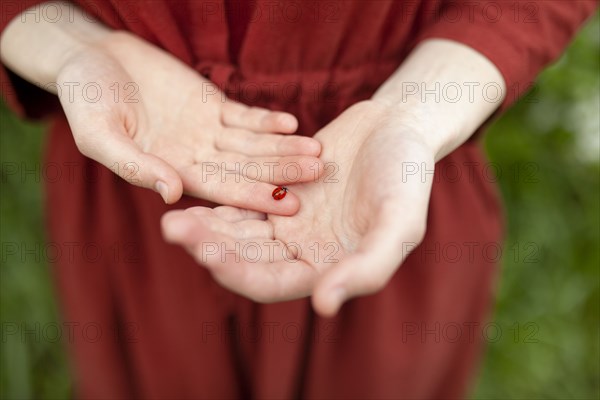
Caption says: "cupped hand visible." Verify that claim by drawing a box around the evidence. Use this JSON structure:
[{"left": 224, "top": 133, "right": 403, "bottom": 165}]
[
  {"left": 161, "top": 101, "right": 436, "bottom": 316},
  {"left": 56, "top": 31, "right": 322, "bottom": 214}
]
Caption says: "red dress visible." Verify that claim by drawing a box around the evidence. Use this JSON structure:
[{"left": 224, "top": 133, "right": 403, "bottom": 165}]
[{"left": 2, "top": 1, "right": 595, "bottom": 398}]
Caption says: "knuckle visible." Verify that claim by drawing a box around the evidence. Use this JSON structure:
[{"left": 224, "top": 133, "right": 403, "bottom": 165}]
[
  {"left": 202, "top": 177, "right": 220, "bottom": 201},
  {"left": 223, "top": 181, "right": 253, "bottom": 207},
  {"left": 249, "top": 107, "right": 269, "bottom": 124},
  {"left": 239, "top": 181, "right": 262, "bottom": 205}
]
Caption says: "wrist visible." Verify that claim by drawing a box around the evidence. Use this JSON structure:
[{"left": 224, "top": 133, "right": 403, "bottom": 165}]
[
  {"left": 56, "top": 30, "right": 135, "bottom": 83},
  {"left": 372, "top": 39, "right": 506, "bottom": 161},
  {"left": 1, "top": 2, "right": 112, "bottom": 92},
  {"left": 369, "top": 96, "right": 453, "bottom": 162}
]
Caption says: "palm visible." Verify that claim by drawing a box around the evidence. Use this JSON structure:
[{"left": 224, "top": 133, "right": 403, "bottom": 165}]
[
  {"left": 163, "top": 101, "right": 435, "bottom": 314},
  {"left": 57, "top": 31, "right": 321, "bottom": 212}
]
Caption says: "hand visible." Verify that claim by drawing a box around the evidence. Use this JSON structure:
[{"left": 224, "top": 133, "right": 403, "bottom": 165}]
[
  {"left": 161, "top": 101, "right": 435, "bottom": 316},
  {"left": 56, "top": 31, "right": 322, "bottom": 213}
]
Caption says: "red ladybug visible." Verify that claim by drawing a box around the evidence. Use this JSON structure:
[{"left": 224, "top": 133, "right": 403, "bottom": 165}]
[{"left": 272, "top": 186, "right": 288, "bottom": 200}]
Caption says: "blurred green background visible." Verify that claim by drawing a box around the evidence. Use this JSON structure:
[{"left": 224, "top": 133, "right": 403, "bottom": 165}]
[{"left": 1, "top": 14, "right": 599, "bottom": 400}]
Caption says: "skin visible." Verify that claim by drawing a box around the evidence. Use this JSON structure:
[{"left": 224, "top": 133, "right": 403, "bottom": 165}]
[
  {"left": 161, "top": 101, "right": 433, "bottom": 311},
  {"left": 1, "top": 3, "right": 323, "bottom": 214},
  {"left": 1, "top": 3, "right": 507, "bottom": 317},
  {"left": 161, "top": 40, "right": 507, "bottom": 316}
]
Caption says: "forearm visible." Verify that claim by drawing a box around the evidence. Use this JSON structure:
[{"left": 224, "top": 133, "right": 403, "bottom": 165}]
[
  {"left": 0, "top": 1, "right": 109, "bottom": 92},
  {"left": 372, "top": 39, "right": 506, "bottom": 161}
]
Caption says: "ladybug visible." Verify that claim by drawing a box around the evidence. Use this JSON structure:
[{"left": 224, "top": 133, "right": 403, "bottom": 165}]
[{"left": 272, "top": 186, "right": 288, "bottom": 200}]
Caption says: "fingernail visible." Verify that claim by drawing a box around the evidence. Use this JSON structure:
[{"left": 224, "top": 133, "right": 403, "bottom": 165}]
[{"left": 155, "top": 180, "right": 169, "bottom": 203}]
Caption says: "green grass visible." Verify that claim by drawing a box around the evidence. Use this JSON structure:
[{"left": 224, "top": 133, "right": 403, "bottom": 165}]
[
  {"left": 472, "top": 14, "right": 600, "bottom": 400},
  {"left": 1, "top": 14, "right": 599, "bottom": 400},
  {"left": 0, "top": 103, "right": 71, "bottom": 398}
]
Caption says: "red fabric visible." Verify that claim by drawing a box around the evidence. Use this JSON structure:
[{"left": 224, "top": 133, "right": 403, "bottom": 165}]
[
  {"left": 1, "top": 1, "right": 596, "bottom": 398},
  {"left": 0, "top": 0, "right": 62, "bottom": 118}
]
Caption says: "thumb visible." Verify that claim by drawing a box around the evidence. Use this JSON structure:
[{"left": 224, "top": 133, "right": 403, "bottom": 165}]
[
  {"left": 73, "top": 126, "right": 183, "bottom": 204},
  {"left": 312, "top": 209, "right": 426, "bottom": 317}
]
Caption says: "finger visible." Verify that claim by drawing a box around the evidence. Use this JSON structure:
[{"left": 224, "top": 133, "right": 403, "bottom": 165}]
[
  {"left": 164, "top": 209, "right": 287, "bottom": 261},
  {"left": 73, "top": 125, "right": 183, "bottom": 204},
  {"left": 213, "top": 153, "right": 325, "bottom": 185},
  {"left": 221, "top": 102, "right": 299, "bottom": 133},
  {"left": 186, "top": 207, "right": 273, "bottom": 240},
  {"left": 215, "top": 128, "right": 321, "bottom": 156},
  {"left": 161, "top": 211, "right": 318, "bottom": 301},
  {"left": 179, "top": 164, "right": 301, "bottom": 215},
  {"left": 312, "top": 207, "right": 427, "bottom": 317},
  {"left": 211, "top": 206, "right": 266, "bottom": 222}
]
